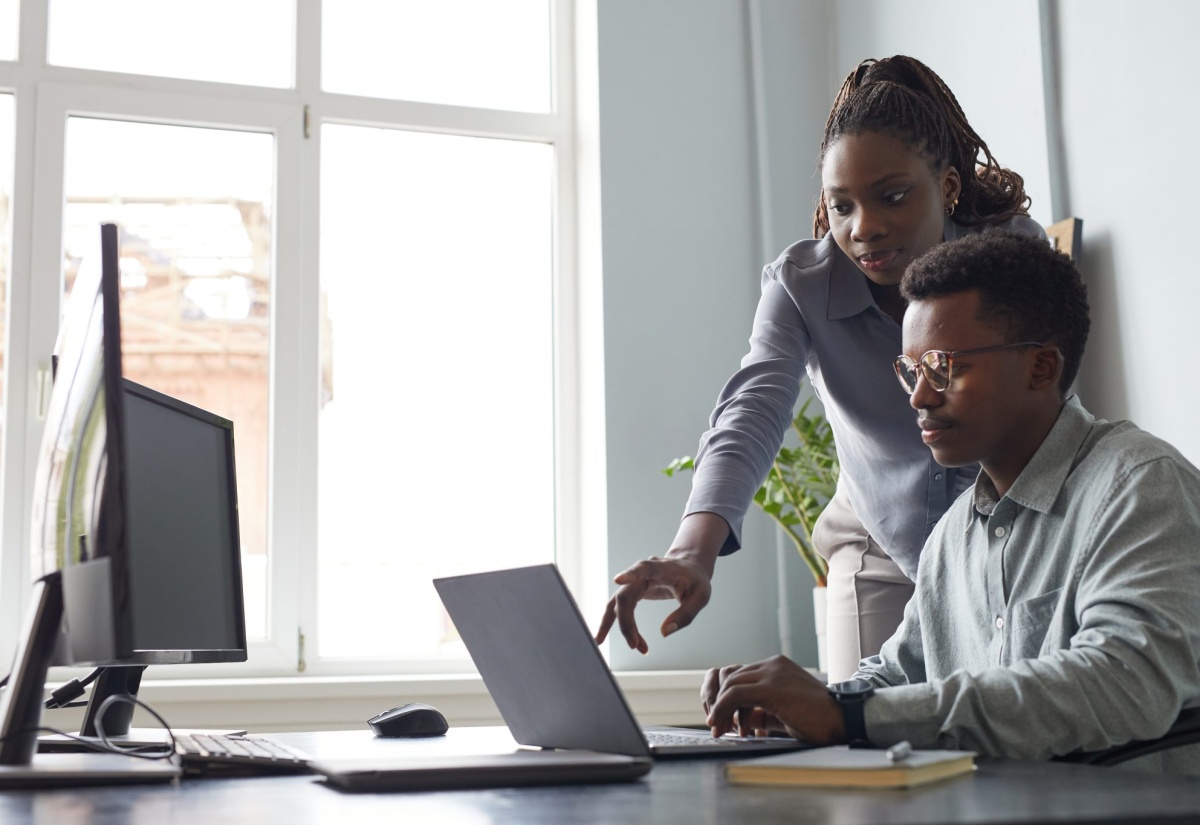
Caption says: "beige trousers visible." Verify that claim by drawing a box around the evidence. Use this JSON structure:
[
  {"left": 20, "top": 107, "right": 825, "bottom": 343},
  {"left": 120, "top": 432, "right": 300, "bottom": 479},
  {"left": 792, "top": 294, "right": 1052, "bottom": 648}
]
[{"left": 812, "top": 486, "right": 915, "bottom": 682}]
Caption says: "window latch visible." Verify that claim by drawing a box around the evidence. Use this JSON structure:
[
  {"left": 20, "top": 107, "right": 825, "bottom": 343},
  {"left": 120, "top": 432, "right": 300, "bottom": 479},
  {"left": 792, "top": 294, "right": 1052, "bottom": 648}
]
[{"left": 36, "top": 365, "right": 52, "bottom": 420}]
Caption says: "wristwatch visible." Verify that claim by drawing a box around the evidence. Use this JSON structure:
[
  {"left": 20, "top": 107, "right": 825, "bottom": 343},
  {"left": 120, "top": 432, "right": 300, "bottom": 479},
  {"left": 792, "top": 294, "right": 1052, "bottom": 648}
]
[{"left": 827, "top": 678, "right": 875, "bottom": 748}]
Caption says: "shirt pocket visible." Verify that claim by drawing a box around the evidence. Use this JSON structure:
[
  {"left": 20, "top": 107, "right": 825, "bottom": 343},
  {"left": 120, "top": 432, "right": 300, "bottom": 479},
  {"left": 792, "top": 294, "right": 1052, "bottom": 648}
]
[{"left": 1008, "top": 588, "right": 1063, "bottom": 661}]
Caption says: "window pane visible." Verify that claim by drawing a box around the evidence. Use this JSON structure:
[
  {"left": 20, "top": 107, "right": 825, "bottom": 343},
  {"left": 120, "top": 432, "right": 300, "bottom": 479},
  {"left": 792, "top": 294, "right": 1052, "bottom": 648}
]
[
  {"left": 319, "top": 125, "right": 554, "bottom": 661},
  {"left": 323, "top": 0, "right": 551, "bottom": 113},
  {"left": 0, "top": 95, "right": 12, "bottom": 451},
  {"left": 62, "top": 118, "right": 273, "bottom": 641},
  {"left": 48, "top": 0, "right": 294, "bottom": 88},
  {"left": 0, "top": 0, "right": 16, "bottom": 60}
]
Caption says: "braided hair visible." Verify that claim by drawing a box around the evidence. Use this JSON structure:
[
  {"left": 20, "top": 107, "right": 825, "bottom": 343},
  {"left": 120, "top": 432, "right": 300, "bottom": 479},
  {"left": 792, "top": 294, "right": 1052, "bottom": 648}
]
[
  {"left": 813, "top": 56, "right": 1030, "bottom": 238},
  {"left": 902, "top": 230, "right": 1089, "bottom": 392}
]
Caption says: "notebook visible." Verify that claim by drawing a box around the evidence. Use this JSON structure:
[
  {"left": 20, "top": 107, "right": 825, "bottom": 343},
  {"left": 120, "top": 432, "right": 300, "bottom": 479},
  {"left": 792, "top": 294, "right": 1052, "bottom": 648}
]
[
  {"left": 726, "top": 745, "right": 976, "bottom": 789},
  {"left": 433, "top": 564, "right": 810, "bottom": 759}
]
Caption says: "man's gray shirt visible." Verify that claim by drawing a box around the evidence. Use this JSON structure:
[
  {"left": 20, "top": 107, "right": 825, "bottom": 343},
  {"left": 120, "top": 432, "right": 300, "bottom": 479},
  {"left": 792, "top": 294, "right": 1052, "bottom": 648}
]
[{"left": 855, "top": 397, "right": 1200, "bottom": 771}]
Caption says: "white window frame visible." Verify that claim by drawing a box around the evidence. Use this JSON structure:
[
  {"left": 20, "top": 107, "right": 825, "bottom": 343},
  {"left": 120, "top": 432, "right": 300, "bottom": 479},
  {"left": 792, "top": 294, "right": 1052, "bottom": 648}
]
[{"left": 0, "top": 0, "right": 586, "bottom": 684}]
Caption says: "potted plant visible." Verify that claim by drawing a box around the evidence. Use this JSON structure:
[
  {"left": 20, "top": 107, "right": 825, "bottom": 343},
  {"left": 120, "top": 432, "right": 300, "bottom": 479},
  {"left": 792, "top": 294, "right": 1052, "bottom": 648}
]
[{"left": 664, "top": 390, "right": 840, "bottom": 668}]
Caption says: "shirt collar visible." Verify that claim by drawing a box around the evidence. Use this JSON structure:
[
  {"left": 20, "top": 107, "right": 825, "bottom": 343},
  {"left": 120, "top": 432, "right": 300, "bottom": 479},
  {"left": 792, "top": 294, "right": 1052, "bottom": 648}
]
[
  {"left": 826, "top": 244, "right": 877, "bottom": 320},
  {"left": 941, "top": 214, "right": 967, "bottom": 242},
  {"left": 826, "top": 215, "right": 964, "bottom": 321},
  {"left": 972, "top": 395, "right": 1094, "bottom": 516}
]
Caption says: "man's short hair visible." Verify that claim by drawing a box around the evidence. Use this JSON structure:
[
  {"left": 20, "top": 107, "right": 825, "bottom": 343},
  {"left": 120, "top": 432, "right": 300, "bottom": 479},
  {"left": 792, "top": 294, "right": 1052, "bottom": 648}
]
[{"left": 901, "top": 230, "right": 1090, "bottom": 391}]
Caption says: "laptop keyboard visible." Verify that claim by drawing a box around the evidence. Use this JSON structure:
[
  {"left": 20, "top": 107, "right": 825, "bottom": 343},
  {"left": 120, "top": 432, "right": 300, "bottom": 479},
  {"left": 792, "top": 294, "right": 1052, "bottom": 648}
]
[
  {"left": 645, "top": 730, "right": 740, "bottom": 748},
  {"left": 174, "top": 733, "right": 311, "bottom": 776}
]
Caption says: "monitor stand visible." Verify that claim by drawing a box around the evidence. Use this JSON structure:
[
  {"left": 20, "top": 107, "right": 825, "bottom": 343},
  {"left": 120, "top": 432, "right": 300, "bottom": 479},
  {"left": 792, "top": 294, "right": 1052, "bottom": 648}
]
[
  {"left": 0, "top": 574, "right": 179, "bottom": 789},
  {"left": 38, "top": 664, "right": 246, "bottom": 752},
  {"left": 81, "top": 665, "right": 147, "bottom": 737}
]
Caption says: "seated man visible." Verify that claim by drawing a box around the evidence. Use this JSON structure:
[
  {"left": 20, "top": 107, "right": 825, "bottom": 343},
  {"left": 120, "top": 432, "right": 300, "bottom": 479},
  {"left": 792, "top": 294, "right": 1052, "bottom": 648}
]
[{"left": 703, "top": 230, "right": 1200, "bottom": 771}]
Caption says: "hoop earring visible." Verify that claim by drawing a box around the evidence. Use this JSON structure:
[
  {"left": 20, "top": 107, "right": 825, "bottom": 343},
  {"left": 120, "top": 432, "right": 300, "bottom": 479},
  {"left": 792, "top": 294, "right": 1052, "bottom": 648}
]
[{"left": 945, "top": 198, "right": 959, "bottom": 217}]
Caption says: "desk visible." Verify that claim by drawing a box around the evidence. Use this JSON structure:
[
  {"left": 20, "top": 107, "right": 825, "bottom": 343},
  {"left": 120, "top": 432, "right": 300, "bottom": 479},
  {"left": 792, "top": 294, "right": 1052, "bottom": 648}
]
[{"left": 5, "top": 727, "right": 1200, "bottom": 824}]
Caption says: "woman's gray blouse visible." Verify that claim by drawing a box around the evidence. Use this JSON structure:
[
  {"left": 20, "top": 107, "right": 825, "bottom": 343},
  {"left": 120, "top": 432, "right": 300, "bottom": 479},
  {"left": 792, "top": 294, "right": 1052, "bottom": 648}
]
[{"left": 684, "top": 215, "right": 1045, "bottom": 578}]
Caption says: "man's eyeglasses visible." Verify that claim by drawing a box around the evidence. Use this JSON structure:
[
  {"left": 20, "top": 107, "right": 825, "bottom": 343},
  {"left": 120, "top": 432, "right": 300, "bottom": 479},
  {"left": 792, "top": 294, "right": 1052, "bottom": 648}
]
[{"left": 893, "top": 342, "right": 1045, "bottom": 394}]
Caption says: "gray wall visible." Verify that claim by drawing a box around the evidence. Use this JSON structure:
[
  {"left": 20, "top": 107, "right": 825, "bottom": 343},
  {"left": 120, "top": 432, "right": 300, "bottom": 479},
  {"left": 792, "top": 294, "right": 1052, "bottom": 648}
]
[
  {"left": 1053, "top": 0, "right": 1200, "bottom": 460},
  {"left": 593, "top": 0, "right": 1199, "bottom": 672},
  {"left": 595, "top": 0, "right": 830, "bottom": 671},
  {"left": 823, "top": 0, "right": 1200, "bottom": 461},
  {"left": 830, "top": 0, "right": 1054, "bottom": 227}
]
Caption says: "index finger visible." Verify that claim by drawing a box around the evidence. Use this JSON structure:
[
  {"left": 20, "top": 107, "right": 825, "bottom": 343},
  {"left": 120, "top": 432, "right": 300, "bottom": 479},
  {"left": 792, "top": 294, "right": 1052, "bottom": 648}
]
[
  {"left": 701, "top": 664, "right": 741, "bottom": 715},
  {"left": 705, "top": 665, "right": 766, "bottom": 733},
  {"left": 612, "top": 584, "right": 649, "bottom": 654},
  {"left": 594, "top": 598, "right": 618, "bottom": 645},
  {"left": 593, "top": 587, "right": 649, "bottom": 653}
]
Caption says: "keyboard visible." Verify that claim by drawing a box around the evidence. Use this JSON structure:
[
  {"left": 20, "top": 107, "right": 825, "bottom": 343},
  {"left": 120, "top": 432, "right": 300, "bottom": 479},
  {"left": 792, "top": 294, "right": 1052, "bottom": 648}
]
[
  {"left": 644, "top": 730, "right": 739, "bottom": 747},
  {"left": 173, "top": 733, "right": 312, "bottom": 776}
]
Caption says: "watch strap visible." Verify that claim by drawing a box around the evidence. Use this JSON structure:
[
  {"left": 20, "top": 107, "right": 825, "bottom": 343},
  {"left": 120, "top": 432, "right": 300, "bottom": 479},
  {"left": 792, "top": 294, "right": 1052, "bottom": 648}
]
[
  {"left": 839, "top": 696, "right": 871, "bottom": 748},
  {"left": 828, "top": 680, "right": 874, "bottom": 748}
]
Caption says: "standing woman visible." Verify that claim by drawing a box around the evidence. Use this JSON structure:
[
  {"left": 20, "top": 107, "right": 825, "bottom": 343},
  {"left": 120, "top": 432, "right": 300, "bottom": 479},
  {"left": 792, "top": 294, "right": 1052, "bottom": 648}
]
[{"left": 596, "top": 56, "right": 1043, "bottom": 682}]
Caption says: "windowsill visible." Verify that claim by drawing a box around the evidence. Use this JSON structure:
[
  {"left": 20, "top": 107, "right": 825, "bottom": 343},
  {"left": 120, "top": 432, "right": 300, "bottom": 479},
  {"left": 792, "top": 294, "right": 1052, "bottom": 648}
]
[{"left": 41, "top": 670, "right": 712, "bottom": 734}]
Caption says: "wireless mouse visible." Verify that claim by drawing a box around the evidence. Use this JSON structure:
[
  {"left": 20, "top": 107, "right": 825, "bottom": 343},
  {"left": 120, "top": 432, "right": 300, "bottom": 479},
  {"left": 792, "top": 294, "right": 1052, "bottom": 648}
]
[{"left": 368, "top": 703, "right": 450, "bottom": 738}]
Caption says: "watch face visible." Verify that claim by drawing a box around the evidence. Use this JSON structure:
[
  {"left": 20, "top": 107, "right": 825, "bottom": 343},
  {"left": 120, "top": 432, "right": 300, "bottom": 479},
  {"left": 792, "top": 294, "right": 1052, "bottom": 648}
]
[{"left": 829, "top": 678, "right": 874, "bottom": 697}]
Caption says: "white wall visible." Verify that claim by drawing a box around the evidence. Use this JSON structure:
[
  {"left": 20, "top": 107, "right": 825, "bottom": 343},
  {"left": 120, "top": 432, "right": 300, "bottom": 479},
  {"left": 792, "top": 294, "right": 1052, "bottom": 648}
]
[
  {"left": 592, "top": 0, "right": 1200, "bottom": 672},
  {"left": 747, "top": 0, "right": 838, "bottom": 667},
  {"left": 1053, "top": 0, "right": 1200, "bottom": 462},
  {"left": 827, "top": 0, "right": 1200, "bottom": 459},
  {"left": 594, "top": 0, "right": 831, "bottom": 671},
  {"left": 831, "top": 0, "right": 1054, "bottom": 227}
]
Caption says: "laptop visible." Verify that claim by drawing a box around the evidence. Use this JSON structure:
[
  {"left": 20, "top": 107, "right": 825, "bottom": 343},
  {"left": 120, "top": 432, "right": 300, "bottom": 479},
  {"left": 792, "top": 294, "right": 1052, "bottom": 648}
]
[
  {"left": 433, "top": 564, "right": 811, "bottom": 759},
  {"left": 0, "top": 753, "right": 180, "bottom": 790},
  {"left": 311, "top": 750, "right": 651, "bottom": 793}
]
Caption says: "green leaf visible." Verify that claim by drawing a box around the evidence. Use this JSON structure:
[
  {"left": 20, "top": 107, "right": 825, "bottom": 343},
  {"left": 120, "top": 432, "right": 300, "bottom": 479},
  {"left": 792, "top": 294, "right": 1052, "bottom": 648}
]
[{"left": 662, "top": 456, "right": 695, "bottom": 477}]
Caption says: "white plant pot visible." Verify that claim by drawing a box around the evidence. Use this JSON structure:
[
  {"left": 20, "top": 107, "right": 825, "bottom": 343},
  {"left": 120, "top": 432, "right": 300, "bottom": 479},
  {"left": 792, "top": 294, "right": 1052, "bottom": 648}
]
[{"left": 813, "top": 585, "right": 828, "bottom": 677}]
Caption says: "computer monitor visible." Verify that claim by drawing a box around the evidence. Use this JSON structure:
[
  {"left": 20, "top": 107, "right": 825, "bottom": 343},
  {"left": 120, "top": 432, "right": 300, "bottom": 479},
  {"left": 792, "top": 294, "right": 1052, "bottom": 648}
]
[
  {"left": 121, "top": 379, "right": 245, "bottom": 662},
  {"left": 0, "top": 222, "right": 126, "bottom": 768},
  {"left": 73, "top": 378, "right": 247, "bottom": 739},
  {"left": 0, "top": 223, "right": 246, "bottom": 769}
]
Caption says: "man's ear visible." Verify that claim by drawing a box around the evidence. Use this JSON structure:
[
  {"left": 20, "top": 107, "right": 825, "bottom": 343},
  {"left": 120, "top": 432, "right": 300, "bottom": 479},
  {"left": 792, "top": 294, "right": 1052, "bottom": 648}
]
[{"left": 1029, "top": 346, "right": 1063, "bottom": 391}]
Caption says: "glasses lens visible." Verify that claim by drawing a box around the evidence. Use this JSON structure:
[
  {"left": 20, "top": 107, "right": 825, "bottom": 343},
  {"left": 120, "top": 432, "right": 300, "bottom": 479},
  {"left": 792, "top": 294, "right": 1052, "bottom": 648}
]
[
  {"left": 894, "top": 357, "right": 919, "bottom": 394},
  {"left": 920, "top": 351, "right": 951, "bottom": 391}
]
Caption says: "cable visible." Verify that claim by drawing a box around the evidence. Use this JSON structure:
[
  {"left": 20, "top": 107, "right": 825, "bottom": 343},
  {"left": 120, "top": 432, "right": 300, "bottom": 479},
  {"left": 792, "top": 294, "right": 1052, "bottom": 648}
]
[
  {"left": 0, "top": 669, "right": 99, "bottom": 704},
  {"left": 0, "top": 668, "right": 100, "bottom": 708},
  {"left": 0, "top": 694, "right": 178, "bottom": 762},
  {"left": 44, "top": 668, "right": 104, "bottom": 709},
  {"left": 92, "top": 694, "right": 178, "bottom": 760}
]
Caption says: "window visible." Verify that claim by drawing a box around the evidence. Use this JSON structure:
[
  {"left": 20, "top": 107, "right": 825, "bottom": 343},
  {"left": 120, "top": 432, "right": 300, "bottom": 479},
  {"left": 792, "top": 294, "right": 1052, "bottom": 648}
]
[
  {"left": 0, "top": 0, "right": 15, "bottom": 61},
  {"left": 323, "top": 0, "right": 552, "bottom": 112},
  {"left": 317, "top": 125, "right": 555, "bottom": 660},
  {"left": 0, "top": 92, "right": 14, "bottom": 634},
  {"left": 47, "top": 0, "right": 294, "bottom": 88},
  {"left": 61, "top": 118, "right": 274, "bottom": 641},
  {"left": 0, "top": 1, "right": 578, "bottom": 677},
  {"left": 0, "top": 93, "right": 12, "bottom": 444}
]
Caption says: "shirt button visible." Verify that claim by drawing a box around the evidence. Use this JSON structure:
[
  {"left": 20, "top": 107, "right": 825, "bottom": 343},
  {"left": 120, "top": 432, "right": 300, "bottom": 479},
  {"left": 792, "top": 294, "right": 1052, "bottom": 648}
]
[
  {"left": 934, "top": 473, "right": 943, "bottom": 480},
  {"left": 994, "top": 526, "right": 1006, "bottom": 538},
  {"left": 995, "top": 616, "right": 1005, "bottom": 630}
]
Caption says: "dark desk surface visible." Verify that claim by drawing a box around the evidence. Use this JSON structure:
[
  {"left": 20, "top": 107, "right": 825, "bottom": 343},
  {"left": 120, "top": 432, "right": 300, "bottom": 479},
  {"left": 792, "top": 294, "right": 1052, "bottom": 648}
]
[{"left": 5, "top": 727, "right": 1200, "bottom": 825}]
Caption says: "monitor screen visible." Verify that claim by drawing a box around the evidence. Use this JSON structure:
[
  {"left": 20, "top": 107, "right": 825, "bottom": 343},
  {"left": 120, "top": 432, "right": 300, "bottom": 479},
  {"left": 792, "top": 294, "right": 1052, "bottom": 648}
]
[
  {"left": 29, "top": 226, "right": 116, "bottom": 579},
  {"left": 2, "top": 222, "right": 127, "bottom": 765},
  {"left": 29, "top": 224, "right": 246, "bottom": 667},
  {"left": 122, "top": 380, "right": 246, "bottom": 661},
  {"left": 26, "top": 222, "right": 129, "bottom": 666}
]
